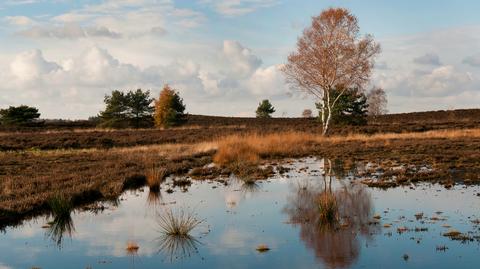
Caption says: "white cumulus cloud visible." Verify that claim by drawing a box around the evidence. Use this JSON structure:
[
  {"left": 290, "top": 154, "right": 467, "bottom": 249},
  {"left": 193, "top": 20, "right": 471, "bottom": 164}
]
[{"left": 10, "top": 49, "right": 61, "bottom": 81}]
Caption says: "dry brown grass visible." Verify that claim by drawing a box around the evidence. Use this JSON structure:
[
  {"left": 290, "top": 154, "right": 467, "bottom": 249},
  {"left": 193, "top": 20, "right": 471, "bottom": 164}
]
[
  {"left": 327, "top": 128, "right": 480, "bottom": 142},
  {"left": 1, "top": 125, "right": 479, "bottom": 228},
  {"left": 213, "top": 128, "right": 480, "bottom": 166},
  {"left": 126, "top": 241, "right": 140, "bottom": 254},
  {"left": 146, "top": 165, "right": 167, "bottom": 189},
  {"left": 213, "top": 132, "right": 316, "bottom": 165}
]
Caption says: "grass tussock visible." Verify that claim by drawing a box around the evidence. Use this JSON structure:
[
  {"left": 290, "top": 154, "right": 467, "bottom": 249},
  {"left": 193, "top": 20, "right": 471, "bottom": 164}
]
[
  {"left": 256, "top": 244, "right": 270, "bottom": 252},
  {"left": 48, "top": 195, "right": 73, "bottom": 218},
  {"left": 126, "top": 241, "right": 140, "bottom": 254},
  {"left": 146, "top": 164, "right": 167, "bottom": 190},
  {"left": 157, "top": 208, "right": 203, "bottom": 236},
  {"left": 317, "top": 192, "right": 339, "bottom": 225}
]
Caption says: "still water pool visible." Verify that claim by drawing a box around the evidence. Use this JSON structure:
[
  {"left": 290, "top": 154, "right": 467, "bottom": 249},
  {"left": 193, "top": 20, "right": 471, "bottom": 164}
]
[{"left": 1, "top": 158, "right": 479, "bottom": 269}]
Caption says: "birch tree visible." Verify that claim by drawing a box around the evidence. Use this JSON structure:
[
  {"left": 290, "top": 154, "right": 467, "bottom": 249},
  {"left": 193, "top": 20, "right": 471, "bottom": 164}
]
[
  {"left": 282, "top": 8, "right": 380, "bottom": 135},
  {"left": 366, "top": 87, "right": 388, "bottom": 116}
]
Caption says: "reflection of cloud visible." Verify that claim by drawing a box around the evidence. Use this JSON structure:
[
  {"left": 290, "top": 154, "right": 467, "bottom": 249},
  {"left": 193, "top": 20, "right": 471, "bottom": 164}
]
[
  {"left": 10, "top": 224, "right": 37, "bottom": 238},
  {"left": 74, "top": 191, "right": 160, "bottom": 257},
  {"left": 224, "top": 179, "right": 244, "bottom": 209},
  {"left": 210, "top": 226, "right": 279, "bottom": 256},
  {"left": 223, "top": 178, "right": 262, "bottom": 209},
  {"left": 207, "top": 227, "right": 255, "bottom": 256},
  {"left": 219, "top": 227, "right": 254, "bottom": 249},
  {"left": 225, "top": 191, "right": 242, "bottom": 209},
  {"left": 0, "top": 263, "right": 13, "bottom": 269}
]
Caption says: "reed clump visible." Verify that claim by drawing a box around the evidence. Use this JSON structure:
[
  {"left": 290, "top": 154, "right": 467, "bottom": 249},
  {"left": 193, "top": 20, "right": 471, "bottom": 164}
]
[
  {"left": 157, "top": 208, "right": 203, "bottom": 236},
  {"left": 146, "top": 164, "right": 167, "bottom": 190},
  {"left": 48, "top": 195, "right": 73, "bottom": 218},
  {"left": 126, "top": 241, "right": 140, "bottom": 254}
]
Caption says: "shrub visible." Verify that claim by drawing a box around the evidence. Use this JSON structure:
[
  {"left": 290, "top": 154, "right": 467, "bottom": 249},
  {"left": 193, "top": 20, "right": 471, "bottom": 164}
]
[{"left": 255, "top": 99, "right": 275, "bottom": 118}]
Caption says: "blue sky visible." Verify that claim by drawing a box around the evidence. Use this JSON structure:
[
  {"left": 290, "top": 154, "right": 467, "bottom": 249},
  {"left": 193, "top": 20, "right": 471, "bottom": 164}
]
[{"left": 0, "top": 0, "right": 479, "bottom": 119}]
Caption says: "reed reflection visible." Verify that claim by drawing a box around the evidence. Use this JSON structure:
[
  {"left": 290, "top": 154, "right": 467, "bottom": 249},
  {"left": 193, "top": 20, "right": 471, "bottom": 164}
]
[
  {"left": 155, "top": 207, "right": 203, "bottom": 262},
  {"left": 45, "top": 196, "right": 75, "bottom": 248}
]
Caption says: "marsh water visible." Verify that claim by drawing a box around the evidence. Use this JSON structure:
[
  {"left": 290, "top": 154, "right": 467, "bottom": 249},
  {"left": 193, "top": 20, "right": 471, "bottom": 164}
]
[{"left": 1, "top": 157, "right": 479, "bottom": 269}]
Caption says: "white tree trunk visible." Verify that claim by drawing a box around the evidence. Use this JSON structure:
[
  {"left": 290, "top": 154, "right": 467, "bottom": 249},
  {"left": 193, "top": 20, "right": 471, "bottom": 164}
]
[
  {"left": 320, "top": 99, "right": 327, "bottom": 135},
  {"left": 322, "top": 90, "right": 332, "bottom": 136},
  {"left": 324, "top": 109, "right": 332, "bottom": 136}
]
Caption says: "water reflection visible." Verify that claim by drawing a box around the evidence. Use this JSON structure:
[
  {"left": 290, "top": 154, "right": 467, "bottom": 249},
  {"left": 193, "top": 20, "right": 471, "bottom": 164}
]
[
  {"left": 239, "top": 179, "right": 261, "bottom": 195},
  {"left": 225, "top": 177, "right": 262, "bottom": 209},
  {"left": 147, "top": 187, "right": 162, "bottom": 210},
  {"left": 2, "top": 157, "right": 480, "bottom": 269},
  {"left": 45, "top": 210, "right": 75, "bottom": 248},
  {"left": 126, "top": 241, "right": 140, "bottom": 269},
  {"left": 156, "top": 233, "right": 201, "bottom": 262},
  {"left": 284, "top": 159, "right": 376, "bottom": 268}
]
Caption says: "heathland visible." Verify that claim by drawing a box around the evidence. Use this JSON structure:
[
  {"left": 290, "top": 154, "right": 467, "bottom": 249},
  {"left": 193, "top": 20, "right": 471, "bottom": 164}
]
[{"left": 1, "top": 109, "right": 479, "bottom": 228}]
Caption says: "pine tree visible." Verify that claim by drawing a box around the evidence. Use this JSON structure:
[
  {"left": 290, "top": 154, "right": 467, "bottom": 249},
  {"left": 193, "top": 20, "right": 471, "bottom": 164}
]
[
  {"left": 316, "top": 88, "right": 368, "bottom": 126},
  {"left": 99, "top": 89, "right": 154, "bottom": 128},
  {"left": 256, "top": 99, "right": 275, "bottom": 118},
  {"left": 0, "top": 105, "right": 40, "bottom": 125},
  {"left": 126, "top": 89, "right": 154, "bottom": 128}
]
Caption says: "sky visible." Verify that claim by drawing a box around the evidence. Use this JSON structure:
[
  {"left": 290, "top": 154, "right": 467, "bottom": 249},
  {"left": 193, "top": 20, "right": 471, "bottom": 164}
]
[{"left": 0, "top": 0, "right": 479, "bottom": 119}]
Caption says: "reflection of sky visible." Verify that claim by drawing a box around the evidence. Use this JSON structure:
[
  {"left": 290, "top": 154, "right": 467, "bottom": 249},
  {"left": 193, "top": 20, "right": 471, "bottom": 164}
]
[{"left": 0, "top": 158, "right": 479, "bottom": 269}]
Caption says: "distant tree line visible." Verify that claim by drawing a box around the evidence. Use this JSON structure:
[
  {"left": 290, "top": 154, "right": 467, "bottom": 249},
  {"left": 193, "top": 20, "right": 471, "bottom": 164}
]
[
  {"left": 98, "top": 85, "right": 185, "bottom": 129},
  {"left": 0, "top": 86, "right": 386, "bottom": 129}
]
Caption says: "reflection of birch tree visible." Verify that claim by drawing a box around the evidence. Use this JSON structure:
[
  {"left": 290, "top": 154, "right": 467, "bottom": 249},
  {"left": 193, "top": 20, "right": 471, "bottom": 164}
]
[{"left": 284, "top": 159, "right": 377, "bottom": 268}]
